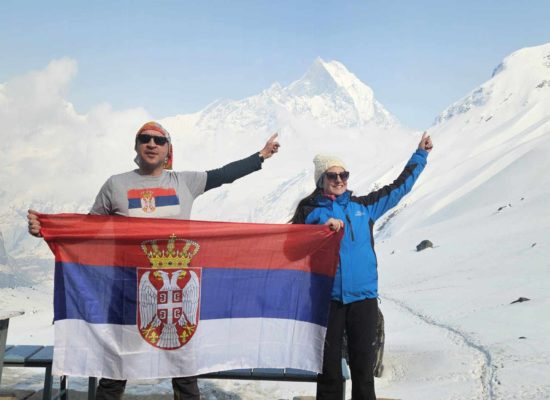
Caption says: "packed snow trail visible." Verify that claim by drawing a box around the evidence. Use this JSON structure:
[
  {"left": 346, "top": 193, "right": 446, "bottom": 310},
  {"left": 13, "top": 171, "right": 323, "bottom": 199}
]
[{"left": 382, "top": 295, "right": 497, "bottom": 400}]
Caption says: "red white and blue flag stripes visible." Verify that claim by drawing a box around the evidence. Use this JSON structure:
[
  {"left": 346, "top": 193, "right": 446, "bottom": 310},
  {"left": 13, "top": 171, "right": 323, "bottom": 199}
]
[
  {"left": 127, "top": 187, "right": 181, "bottom": 217},
  {"left": 39, "top": 213, "right": 342, "bottom": 380}
]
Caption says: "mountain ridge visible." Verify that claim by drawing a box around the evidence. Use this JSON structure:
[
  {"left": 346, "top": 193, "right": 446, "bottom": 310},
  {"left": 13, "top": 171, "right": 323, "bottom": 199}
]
[
  {"left": 165, "top": 58, "right": 399, "bottom": 136},
  {"left": 437, "top": 42, "right": 550, "bottom": 125}
]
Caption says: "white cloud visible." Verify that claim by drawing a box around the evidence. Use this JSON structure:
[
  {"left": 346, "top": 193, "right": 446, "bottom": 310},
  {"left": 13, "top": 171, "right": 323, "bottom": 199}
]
[{"left": 0, "top": 58, "right": 151, "bottom": 207}]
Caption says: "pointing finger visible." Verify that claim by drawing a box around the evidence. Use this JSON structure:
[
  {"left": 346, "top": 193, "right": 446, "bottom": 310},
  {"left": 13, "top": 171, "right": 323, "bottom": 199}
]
[{"left": 268, "top": 132, "right": 279, "bottom": 143}]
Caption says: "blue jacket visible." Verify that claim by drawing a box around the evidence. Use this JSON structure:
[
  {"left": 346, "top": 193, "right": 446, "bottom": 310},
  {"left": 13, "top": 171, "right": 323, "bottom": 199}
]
[{"left": 296, "top": 149, "right": 428, "bottom": 304}]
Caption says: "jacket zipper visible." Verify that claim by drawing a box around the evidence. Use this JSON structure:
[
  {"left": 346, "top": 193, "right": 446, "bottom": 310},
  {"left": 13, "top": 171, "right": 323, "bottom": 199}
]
[{"left": 345, "top": 214, "right": 355, "bottom": 241}]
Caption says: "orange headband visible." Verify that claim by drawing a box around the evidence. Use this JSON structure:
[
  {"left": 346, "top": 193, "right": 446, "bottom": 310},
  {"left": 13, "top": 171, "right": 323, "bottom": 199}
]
[{"left": 135, "top": 121, "right": 173, "bottom": 170}]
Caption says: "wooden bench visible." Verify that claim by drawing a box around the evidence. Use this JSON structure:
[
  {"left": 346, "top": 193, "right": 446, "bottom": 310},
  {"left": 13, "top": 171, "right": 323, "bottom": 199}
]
[
  {"left": 2, "top": 345, "right": 67, "bottom": 400},
  {"left": 88, "top": 359, "right": 350, "bottom": 400},
  {"left": 5, "top": 345, "right": 350, "bottom": 400}
]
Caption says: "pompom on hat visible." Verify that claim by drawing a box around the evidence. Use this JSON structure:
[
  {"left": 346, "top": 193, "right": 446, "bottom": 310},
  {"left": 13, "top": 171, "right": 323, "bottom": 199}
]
[
  {"left": 135, "top": 121, "right": 173, "bottom": 170},
  {"left": 313, "top": 154, "right": 347, "bottom": 187}
]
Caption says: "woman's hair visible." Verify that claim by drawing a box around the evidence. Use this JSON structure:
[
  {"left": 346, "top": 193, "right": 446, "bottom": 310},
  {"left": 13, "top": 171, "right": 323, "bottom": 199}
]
[{"left": 289, "top": 187, "right": 322, "bottom": 224}]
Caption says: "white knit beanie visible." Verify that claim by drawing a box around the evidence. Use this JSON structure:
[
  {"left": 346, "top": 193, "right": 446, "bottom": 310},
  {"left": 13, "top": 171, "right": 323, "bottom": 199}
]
[{"left": 313, "top": 154, "right": 347, "bottom": 186}]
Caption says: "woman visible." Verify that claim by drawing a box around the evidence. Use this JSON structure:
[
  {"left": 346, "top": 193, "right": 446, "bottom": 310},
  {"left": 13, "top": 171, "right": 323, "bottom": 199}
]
[{"left": 291, "top": 133, "right": 433, "bottom": 399}]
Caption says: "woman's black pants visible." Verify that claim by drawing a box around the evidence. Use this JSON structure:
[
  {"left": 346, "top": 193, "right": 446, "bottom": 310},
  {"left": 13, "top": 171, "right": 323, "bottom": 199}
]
[{"left": 317, "top": 298, "right": 378, "bottom": 400}]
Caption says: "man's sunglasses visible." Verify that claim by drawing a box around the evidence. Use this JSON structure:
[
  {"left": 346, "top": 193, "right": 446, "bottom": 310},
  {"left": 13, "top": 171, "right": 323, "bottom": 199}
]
[
  {"left": 325, "top": 171, "right": 350, "bottom": 182},
  {"left": 137, "top": 134, "right": 169, "bottom": 146}
]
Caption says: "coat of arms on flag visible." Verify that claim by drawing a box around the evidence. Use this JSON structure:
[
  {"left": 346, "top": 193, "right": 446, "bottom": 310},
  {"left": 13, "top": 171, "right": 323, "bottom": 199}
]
[
  {"left": 138, "top": 235, "right": 201, "bottom": 350},
  {"left": 140, "top": 190, "right": 156, "bottom": 213}
]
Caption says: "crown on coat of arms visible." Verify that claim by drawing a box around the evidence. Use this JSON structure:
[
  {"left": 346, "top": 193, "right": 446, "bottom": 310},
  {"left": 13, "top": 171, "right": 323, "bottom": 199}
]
[
  {"left": 141, "top": 234, "right": 200, "bottom": 269},
  {"left": 141, "top": 190, "right": 154, "bottom": 200}
]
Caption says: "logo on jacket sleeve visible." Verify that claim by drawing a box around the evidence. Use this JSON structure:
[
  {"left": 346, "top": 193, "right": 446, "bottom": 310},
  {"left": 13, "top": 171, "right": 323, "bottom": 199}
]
[{"left": 137, "top": 235, "right": 201, "bottom": 350}]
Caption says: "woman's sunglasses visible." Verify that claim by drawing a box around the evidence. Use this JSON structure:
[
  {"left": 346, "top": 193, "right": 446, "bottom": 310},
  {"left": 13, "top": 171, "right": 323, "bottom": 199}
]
[
  {"left": 325, "top": 171, "right": 350, "bottom": 182},
  {"left": 137, "top": 134, "right": 169, "bottom": 146}
]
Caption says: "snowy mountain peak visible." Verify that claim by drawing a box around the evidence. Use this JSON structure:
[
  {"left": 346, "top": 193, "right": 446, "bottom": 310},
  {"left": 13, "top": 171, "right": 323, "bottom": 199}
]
[
  {"left": 317, "top": 58, "right": 370, "bottom": 92},
  {"left": 436, "top": 42, "right": 550, "bottom": 125},
  {"left": 185, "top": 58, "right": 399, "bottom": 133},
  {"left": 287, "top": 58, "right": 369, "bottom": 97},
  {"left": 492, "top": 42, "right": 550, "bottom": 78}
]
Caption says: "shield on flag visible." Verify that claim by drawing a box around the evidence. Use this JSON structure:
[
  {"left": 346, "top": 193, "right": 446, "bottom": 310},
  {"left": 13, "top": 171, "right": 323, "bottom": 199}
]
[
  {"left": 137, "top": 235, "right": 201, "bottom": 350},
  {"left": 140, "top": 190, "right": 156, "bottom": 213}
]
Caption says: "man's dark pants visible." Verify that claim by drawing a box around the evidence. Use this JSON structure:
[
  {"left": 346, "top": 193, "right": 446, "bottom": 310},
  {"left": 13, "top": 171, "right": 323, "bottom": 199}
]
[
  {"left": 96, "top": 376, "right": 200, "bottom": 400},
  {"left": 317, "top": 298, "right": 378, "bottom": 400}
]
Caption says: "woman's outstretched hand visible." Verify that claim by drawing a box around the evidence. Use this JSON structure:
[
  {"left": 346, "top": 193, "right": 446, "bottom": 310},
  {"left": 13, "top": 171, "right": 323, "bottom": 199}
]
[{"left": 418, "top": 131, "right": 433, "bottom": 153}]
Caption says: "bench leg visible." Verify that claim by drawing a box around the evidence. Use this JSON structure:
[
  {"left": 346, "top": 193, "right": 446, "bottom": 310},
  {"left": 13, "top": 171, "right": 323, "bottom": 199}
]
[
  {"left": 88, "top": 377, "right": 98, "bottom": 400},
  {"left": 43, "top": 365, "right": 53, "bottom": 400},
  {"left": 0, "top": 318, "right": 9, "bottom": 387},
  {"left": 60, "top": 375, "right": 68, "bottom": 400}
]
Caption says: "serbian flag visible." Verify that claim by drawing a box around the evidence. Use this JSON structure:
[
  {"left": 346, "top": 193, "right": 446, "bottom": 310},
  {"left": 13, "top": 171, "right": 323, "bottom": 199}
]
[
  {"left": 39, "top": 213, "right": 342, "bottom": 380},
  {"left": 127, "top": 188, "right": 181, "bottom": 217}
]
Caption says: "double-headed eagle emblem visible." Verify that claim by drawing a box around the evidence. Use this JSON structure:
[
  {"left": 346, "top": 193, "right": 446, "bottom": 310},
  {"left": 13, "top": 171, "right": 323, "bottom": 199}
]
[{"left": 137, "top": 235, "right": 201, "bottom": 350}]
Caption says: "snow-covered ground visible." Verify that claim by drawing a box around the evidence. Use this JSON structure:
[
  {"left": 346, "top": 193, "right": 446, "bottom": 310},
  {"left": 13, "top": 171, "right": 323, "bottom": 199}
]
[{"left": 2, "top": 43, "right": 550, "bottom": 399}]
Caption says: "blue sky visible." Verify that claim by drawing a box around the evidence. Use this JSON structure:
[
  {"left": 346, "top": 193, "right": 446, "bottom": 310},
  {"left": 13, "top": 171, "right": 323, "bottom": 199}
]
[{"left": 1, "top": 0, "right": 549, "bottom": 129}]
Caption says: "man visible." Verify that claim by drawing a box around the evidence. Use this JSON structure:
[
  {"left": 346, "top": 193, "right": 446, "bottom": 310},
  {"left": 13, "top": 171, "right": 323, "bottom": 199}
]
[{"left": 28, "top": 121, "right": 280, "bottom": 399}]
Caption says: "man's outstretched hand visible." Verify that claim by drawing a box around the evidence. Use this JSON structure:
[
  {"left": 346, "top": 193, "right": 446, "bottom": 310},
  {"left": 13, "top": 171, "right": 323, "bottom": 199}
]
[
  {"left": 259, "top": 133, "right": 281, "bottom": 159},
  {"left": 27, "top": 209, "right": 42, "bottom": 237}
]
